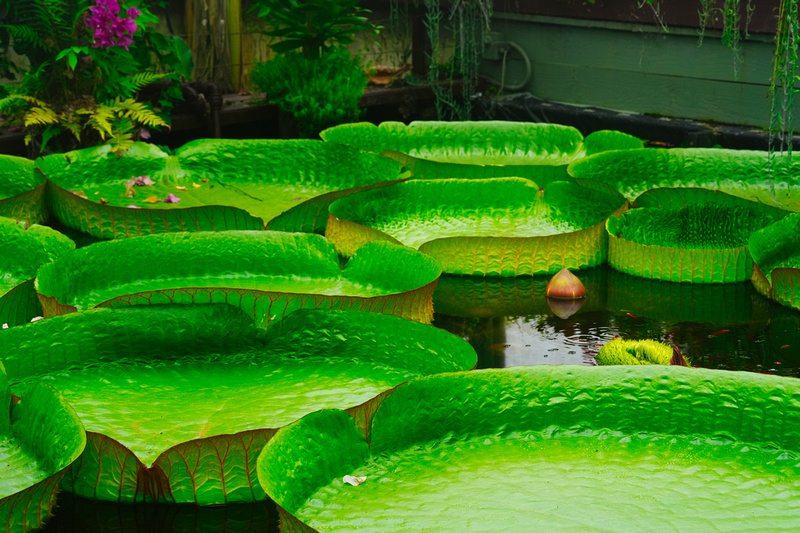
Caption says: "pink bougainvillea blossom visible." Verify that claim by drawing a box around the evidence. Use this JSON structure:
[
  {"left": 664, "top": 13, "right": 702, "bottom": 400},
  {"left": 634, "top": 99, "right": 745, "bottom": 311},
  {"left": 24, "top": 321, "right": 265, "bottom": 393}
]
[
  {"left": 87, "top": 0, "right": 141, "bottom": 50},
  {"left": 164, "top": 193, "right": 181, "bottom": 203}
]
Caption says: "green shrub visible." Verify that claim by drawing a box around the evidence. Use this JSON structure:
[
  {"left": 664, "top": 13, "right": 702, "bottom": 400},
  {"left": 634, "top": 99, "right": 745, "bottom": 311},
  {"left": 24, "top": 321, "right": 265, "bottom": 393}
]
[{"left": 250, "top": 48, "right": 366, "bottom": 138}]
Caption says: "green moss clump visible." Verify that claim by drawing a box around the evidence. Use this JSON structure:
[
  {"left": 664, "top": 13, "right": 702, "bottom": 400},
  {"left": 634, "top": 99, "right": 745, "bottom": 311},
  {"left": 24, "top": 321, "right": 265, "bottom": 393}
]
[
  {"left": 615, "top": 204, "right": 778, "bottom": 249},
  {"left": 596, "top": 338, "right": 673, "bottom": 366}
]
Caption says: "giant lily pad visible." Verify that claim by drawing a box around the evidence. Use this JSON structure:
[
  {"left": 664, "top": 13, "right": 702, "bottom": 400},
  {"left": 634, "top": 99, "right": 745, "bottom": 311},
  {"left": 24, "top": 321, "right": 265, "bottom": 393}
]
[
  {"left": 35, "top": 140, "right": 404, "bottom": 239},
  {"left": 582, "top": 129, "right": 644, "bottom": 156},
  {"left": 1, "top": 362, "right": 86, "bottom": 533},
  {"left": 321, "top": 121, "right": 589, "bottom": 183},
  {"left": 568, "top": 147, "right": 800, "bottom": 211},
  {"left": 35, "top": 231, "right": 440, "bottom": 326},
  {"left": 258, "top": 365, "right": 800, "bottom": 531},
  {"left": 175, "top": 139, "right": 406, "bottom": 234},
  {"left": 0, "top": 155, "right": 46, "bottom": 225},
  {"left": 0, "top": 217, "right": 74, "bottom": 297},
  {"left": 606, "top": 194, "right": 782, "bottom": 283},
  {"left": 327, "top": 178, "right": 627, "bottom": 275},
  {"left": 749, "top": 211, "right": 800, "bottom": 310},
  {"left": 0, "top": 305, "right": 476, "bottom": 504}
]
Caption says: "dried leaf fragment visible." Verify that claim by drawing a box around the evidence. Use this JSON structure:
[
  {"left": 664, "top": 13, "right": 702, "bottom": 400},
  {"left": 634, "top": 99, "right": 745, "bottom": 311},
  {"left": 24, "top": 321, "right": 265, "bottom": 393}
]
[
  {"left": 144, "top": 196, "right": 160, "bottom": 203},
  {"left": 176, "top": 186, "right": 188, "bottom": 191},
  {"left": 124, "top": 176, "right": 155, "bottom": 197},
  {"left": 201, "top": 179, "right": 210, "bottom": 182},
  {"left": 100, "top": 198, "right": 108, "bottom": 205},
  {"left": 129, "top": 175, "right": 155, "bottom": 186},
  {"left": 192, "top": 183, "right": 202, "bottom": 188},
  {"left": 343, "top": 475, "right": 367, "bottom": 486}
]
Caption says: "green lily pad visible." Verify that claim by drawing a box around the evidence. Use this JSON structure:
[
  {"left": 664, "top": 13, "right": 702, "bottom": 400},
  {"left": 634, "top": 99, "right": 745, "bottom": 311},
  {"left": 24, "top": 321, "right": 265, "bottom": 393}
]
[
  {"left": 327, "top": 178, "right": 627, "bottom": 275},
  {"left": 35, "top": 230, "right": 441, "bottom": 327},
  {"left": 258, "top": 366, "right": 800, "bottom": 531},
  {"left": 568, "top": 147, "right": 800, "bottom": 211},
  {"left": 749, "top": 211, "right": 800, "bottom": 310},
  {"left": 321, "top": 121, "right": 588, "bottom": 184},
  {"left": 634, "top": 187, "right": 793, "bottom": 218},
  {"left": 1, "top": 362, "right": 86, "bottom": 532},
  {"left": 606, "top": 197, "right": 782, "bottom": 283},
  {"left": 583, "top": 129, "right": 644, "bottom": 156},
  {"left": 0, "top": 305, "right": 476, "bottom": 504},
  {"left": 0, "top": 155, "right": 47, "bottom": 225},
  {"left": 36, "top": 140, "right": 404, "bottom": 239},
  {"left": 0, "top": 217, "right": 74, "bottom": 297},
  {"left": 175, "top": 139, "right": 406, "bottom": 234}
]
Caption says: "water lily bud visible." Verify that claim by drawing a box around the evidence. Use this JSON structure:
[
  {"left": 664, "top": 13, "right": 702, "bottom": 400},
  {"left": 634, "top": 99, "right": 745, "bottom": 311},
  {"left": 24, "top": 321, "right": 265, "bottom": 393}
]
[{"left": 545, "top": 268, "right": 586, "bottom": 299}]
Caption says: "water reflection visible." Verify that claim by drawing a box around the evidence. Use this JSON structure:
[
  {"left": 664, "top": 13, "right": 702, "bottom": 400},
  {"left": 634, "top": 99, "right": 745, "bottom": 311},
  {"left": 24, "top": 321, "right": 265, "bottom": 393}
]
[
  {"left": 433, "top": 265, "right": 800, "bottom": 377},
  {"left": 40, "top": 493, "right": 279, "bottom": 533}
]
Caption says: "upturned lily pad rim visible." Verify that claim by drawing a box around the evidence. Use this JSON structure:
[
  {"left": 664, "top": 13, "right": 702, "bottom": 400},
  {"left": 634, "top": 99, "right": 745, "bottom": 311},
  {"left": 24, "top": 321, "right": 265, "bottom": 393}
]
[
  {"left": 605, "top": 204, "right": 762, "bottom": 283},
  {"left": 34, "top": 231, "right": 442, "bottom": 326},
  {"left": 567, "top": 147, "right": 800, "bottom": 212},
  {"left": 1, "top": 361, "right": 86, "bottom": 532},
  {"left": 320, "top": 120, "right": 587, "bottom": 164},
  {"left": 327, "top": 178, "right": 628, "bottom": 275},
  {"left": 749, "top": 211, "right": 800, "bottom": 281},
  {"left": 748, "top": 212, "right": 800, "bottom": 310},
  {"left": 0, "top": 216, "right": 75, "bottom": 297},
  {"left": 258, "top": 365, "right": 800, "bottom": 529}
]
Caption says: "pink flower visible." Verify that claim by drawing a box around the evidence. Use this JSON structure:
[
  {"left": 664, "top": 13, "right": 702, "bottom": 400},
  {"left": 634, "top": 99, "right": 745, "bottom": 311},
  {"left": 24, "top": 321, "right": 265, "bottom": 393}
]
[
  {"left": 87, "top": 0, "right": 139, "bottom": 50},
  {"left": 164, "top": 193, "right": 181, "bottom": 203}
]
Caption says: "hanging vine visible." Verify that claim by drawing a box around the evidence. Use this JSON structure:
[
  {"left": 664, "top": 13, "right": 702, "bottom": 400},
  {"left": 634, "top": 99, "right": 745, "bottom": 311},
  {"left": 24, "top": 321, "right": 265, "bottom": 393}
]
[
  {"left": 697, "top": 0, "right": 714, "bottom": 45},
  {"left": 424, "top": 0, "right": 492, "bottom": 120},
  {"left": 769, "top": 0, "right": 800, "bottom": 157}
]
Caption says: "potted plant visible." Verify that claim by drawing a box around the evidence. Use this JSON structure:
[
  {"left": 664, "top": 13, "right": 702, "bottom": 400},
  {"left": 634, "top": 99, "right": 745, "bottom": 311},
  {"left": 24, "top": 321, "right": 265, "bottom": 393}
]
[{"left": 248, "top": 0, "right": 379, "bottom": 138}]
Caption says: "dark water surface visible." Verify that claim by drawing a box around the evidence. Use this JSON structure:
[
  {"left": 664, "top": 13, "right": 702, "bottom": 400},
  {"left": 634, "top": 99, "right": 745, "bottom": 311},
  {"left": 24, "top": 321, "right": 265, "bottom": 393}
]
[
  {"left": 40, "top": 265, "right": 800, "bottom": 531},
  {"left": 434, "top": 266, "right": 800, "bottom": 377}
]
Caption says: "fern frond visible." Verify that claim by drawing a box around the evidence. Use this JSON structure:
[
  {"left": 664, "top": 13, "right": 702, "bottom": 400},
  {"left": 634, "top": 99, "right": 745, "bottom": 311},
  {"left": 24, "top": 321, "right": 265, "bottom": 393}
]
[
  {"left": 34, "top": 0, "right": 70, "bottom": 47},
  {"left": 0, "top": 24, "right": 48, "bottom": 51},
  {"left": 113, "top": 98, "right": 169, "bottom": 128},
  {"left": 108, "top": 124, "right": 135, "bottom": 158},
  {"left": 129, "top": 72, "right": 167, "bottom": 93},
  {"left": 24, "top": 106, "right": 59, "bottom": 127},
  {"left": 86, "top": 107, "right": 115, "bottom": 140},
  {"left": 62, "top": 120, "right": 82, "bottom": 142},
  {"left": 0, "top": 94, "right": 47, "bottom": 109}
]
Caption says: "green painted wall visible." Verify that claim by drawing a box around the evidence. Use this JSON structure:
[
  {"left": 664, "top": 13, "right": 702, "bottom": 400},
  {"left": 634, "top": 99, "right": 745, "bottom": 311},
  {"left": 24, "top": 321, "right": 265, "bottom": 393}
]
[{"left": 481, "top": 13, "right": 795, "bottom": 129}]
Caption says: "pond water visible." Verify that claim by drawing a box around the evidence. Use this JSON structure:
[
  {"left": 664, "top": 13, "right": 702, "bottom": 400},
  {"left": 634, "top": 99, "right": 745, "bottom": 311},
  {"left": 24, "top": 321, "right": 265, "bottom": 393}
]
[
  {"left": 39, "top": 264, "right": 800, "bottom": 531},
  {"left": 434, "top": 265, "right": 800, "bottom": 377}
]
